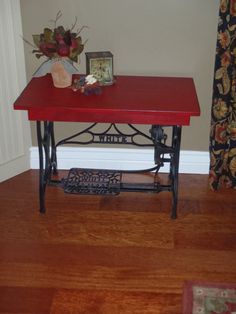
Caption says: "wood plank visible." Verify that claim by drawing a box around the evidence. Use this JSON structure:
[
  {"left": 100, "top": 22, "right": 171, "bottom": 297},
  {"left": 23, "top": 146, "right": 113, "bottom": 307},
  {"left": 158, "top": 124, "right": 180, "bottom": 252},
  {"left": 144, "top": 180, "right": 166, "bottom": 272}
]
[
  {"left": 50, "top": 289, "right": 182, "bottom": 314},
  {"left": 174, "top": 232, "right": 236, "bottom": 251},
  {"left": 0, "top": 287, "right": 54, "bottom": 314}
]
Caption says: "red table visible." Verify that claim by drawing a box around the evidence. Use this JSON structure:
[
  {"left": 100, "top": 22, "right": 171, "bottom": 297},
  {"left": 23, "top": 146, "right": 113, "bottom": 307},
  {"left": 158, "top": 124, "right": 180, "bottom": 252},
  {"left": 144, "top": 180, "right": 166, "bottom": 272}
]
[{"left": 14, "top": 74, "right": 200, "bottom": 218}]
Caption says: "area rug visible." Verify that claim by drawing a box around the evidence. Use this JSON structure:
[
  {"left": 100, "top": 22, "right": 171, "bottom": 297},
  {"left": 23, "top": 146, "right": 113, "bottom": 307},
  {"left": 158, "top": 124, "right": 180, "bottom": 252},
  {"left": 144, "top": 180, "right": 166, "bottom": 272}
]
[{"left": 183, "top": 281, "right": 236, "bottom": 314}]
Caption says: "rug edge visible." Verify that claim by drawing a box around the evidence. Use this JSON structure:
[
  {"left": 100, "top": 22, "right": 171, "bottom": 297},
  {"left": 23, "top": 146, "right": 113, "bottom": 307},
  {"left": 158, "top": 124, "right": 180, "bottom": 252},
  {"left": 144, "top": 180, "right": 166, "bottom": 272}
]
[{"left": 182, "top": 281, "right": 236, "bottom": 314}]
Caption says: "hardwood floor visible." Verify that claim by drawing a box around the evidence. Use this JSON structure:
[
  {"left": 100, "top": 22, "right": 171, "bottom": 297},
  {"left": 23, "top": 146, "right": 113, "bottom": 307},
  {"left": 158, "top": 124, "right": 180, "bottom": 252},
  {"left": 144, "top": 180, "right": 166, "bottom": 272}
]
[{"left": 0, "top": 170, "right": 236, "bottom": 313}]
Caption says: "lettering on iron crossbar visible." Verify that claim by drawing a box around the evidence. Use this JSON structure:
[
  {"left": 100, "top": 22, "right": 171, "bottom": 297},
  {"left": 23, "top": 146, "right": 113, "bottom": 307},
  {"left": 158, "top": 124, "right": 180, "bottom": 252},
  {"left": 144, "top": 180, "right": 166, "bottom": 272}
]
[
  {"left": 98, "top": 134, "right": 128, "bottom": 144},
  {"left": 56, "top": 123, "right": 155, "bottom": 147}
]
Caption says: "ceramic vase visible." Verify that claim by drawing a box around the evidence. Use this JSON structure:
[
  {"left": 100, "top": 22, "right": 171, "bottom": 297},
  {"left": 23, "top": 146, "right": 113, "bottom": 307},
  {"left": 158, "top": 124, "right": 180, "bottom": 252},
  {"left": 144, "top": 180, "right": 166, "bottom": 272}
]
[{"left": 50, "top": 59, "right": 72, "bottom": 88}]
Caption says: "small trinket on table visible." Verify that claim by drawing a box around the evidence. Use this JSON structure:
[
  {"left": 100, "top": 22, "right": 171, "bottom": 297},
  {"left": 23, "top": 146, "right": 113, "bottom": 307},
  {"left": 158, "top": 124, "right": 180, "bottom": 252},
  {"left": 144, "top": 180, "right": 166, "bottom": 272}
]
[{"left": 71, "top": 74, "right": 102, "bottom": 95}]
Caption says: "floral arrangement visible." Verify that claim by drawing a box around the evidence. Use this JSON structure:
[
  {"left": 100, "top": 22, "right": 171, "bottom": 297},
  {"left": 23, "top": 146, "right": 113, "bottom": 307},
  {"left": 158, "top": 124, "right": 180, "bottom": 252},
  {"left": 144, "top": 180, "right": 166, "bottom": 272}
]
[
  {"left": 28, "top": 11, "right": 86, "bottom": 63},
  {"left": 23, "top": 11, "right": 88, "bottom": 82}
]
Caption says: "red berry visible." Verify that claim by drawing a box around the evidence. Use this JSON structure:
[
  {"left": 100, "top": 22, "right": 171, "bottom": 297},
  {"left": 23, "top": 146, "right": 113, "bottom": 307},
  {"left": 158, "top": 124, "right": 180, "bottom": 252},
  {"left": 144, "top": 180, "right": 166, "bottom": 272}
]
[{"left": 57, "top": 44, "right": 70, "bottom": 57}]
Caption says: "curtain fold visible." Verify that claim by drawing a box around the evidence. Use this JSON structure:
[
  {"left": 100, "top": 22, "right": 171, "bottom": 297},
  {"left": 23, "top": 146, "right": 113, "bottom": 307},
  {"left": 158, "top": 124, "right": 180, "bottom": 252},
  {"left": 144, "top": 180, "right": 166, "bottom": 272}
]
[{"left": 209, "top": 0, "right": 236, "bottom": 190}]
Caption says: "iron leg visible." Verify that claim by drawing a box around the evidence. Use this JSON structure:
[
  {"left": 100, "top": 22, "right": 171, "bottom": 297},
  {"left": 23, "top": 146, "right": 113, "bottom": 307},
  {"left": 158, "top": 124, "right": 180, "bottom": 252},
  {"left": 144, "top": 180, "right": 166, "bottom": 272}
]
[
  {"left": 170, "top": 126, "right": 182, "bottom": 219},
  {"left": 36, "top": 121, "right": 54, "bottom": 213},
  {"left": 51, "top": 123, "right": 58, "bottom": 175}
]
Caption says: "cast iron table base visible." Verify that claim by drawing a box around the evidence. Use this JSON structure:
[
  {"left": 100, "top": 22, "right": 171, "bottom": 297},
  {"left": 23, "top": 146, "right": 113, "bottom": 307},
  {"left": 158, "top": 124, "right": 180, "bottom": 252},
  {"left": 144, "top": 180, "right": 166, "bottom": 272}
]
[{"left": 37, "top": 122, "right": 181, "bottom": 219}]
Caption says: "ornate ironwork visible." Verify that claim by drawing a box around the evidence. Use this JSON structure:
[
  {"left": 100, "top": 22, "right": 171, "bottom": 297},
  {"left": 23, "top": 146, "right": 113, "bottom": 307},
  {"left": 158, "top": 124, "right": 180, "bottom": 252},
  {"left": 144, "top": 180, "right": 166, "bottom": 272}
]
[
  {"left": 61, "top": 166, "right": 172, "bottom": 195},
  {"left": 56, "top": 123, "right": 155, "bottom": 147},
  {"left": 62, "top": 168, "right": 121, "bottom": 195},
  {"left": 36, "top": 121, "right": 182, "bottom": 218},
  {"left": 150, "top": 125, "right": 175, "bottom": 166}
]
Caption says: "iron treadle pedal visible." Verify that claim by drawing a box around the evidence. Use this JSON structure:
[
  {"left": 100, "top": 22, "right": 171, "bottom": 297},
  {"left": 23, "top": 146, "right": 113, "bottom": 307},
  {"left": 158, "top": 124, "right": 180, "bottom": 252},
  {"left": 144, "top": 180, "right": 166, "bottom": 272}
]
[{"left": 62, "top": 168, "right": 121, "bottom": 195}]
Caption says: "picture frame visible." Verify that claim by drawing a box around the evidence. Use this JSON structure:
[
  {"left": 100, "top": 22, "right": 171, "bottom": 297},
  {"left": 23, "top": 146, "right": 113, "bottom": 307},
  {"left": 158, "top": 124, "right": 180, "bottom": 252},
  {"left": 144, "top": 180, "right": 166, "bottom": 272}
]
[{"left": 85, "top": 51, "right": 114, "bottom": 86}]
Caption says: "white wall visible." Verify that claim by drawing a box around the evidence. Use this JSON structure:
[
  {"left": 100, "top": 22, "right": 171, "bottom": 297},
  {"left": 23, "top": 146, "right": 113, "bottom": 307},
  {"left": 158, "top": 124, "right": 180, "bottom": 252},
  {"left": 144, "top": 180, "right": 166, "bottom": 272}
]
[
  {"left": 0, "top": 0, "right": 31, "bottom": 182},
  {"left": 20, "top": 0, "right": 220, "bottom": 151}
]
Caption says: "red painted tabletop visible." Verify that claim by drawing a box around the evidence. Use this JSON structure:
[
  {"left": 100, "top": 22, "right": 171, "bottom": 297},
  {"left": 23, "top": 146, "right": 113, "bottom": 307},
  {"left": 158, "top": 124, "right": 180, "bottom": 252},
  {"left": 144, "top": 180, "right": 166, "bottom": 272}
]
[{"left": 14, "top": 74, "right": 200, "bottom": 125}]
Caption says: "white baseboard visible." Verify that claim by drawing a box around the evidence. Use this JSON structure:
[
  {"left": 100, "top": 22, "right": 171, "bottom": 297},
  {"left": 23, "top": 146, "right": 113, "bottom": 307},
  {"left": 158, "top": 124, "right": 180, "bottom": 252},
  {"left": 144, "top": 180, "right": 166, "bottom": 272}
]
[{"left": 30, "top": 146, "right": 209, "bottom": 174}]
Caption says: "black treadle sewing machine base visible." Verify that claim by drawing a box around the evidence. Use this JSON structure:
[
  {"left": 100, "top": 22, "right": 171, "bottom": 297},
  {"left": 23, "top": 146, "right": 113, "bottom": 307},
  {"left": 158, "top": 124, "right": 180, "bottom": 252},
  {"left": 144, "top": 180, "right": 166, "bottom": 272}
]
[{"left": 37, "top": 122, "right": 182, "bottom": 219}]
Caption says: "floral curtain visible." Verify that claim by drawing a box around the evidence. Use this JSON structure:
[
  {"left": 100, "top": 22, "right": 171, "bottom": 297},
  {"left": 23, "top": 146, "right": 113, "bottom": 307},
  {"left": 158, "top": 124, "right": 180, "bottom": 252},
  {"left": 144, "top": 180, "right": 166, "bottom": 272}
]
[{"left": 209, "top": 0, "right": 236, "bottom": 190}]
